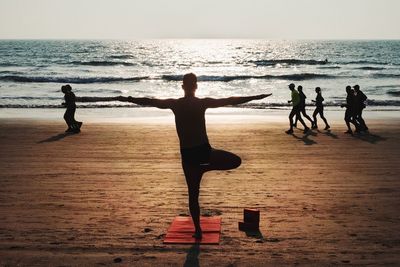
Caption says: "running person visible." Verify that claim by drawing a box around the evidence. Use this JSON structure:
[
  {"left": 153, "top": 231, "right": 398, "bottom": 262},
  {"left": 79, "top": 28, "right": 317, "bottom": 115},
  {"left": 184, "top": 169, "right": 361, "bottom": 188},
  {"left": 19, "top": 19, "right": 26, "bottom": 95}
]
[
  {"left": 294, "top": 85, "right": 313, "bottom": 127},
  {"left": 117, "top": 73, "right": 271, "bottom": 239},
  {"left": 286, "top": 83, "right": 309, "bottom": 134},
  {"left": 353, "top": 84, "right": 368, "bottom": 132},
  {"left": 61, "top": 84, "right": 82, "bottom": 133},
  {"left": 341, "top": 86, "right": 360, "bottom": 134},
  {"left": 312, "top": 87, "right": 330, "bottom": 130}
]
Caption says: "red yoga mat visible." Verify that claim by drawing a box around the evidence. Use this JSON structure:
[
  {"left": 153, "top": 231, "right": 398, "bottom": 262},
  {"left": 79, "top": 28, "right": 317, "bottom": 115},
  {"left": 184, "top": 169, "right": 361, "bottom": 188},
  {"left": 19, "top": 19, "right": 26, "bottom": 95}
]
[{"left": 163, "top": 216, "right": 221, "bottom": 244}]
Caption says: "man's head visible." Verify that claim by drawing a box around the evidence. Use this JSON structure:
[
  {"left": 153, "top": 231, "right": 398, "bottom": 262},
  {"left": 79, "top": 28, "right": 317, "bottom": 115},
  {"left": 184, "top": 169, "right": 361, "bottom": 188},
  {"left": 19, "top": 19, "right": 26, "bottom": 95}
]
[
  {"left": 61, "top": 84, "right": 72, "bottom": 93},
  {"left": 297, "top": 85, "right": 303, "bottom": 92},
  {"left": 346, "top": 85, "right": 352, "bottom": 94},
  {"left": 353, "top": 84, "right": 360, "bottom": 92},
  {"left": 315, "top": 87, "right": 321, "bottom": 93},
  {"left": 288, "top": 83, "right": 295, "bottom": 90},
  {"left": 182, "top": 73, "right": 197, "bottom": 94}
]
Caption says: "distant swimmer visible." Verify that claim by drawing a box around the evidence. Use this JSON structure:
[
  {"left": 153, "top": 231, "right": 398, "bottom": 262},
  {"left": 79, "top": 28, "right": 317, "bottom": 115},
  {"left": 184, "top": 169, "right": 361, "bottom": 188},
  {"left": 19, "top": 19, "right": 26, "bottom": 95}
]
[
  {"left": 353, "top": 84, "right": 368, "bottom": 132},
  {"left": 61, "top": 84, "right": 82, "bottom": 133},
  {"left": 116, "top": 73, "right": 272, "bottom": 239},
  {"left": 294, "top": 85, "right": 314, "bottom": 128},
  {"left": 311, "top": 87, "right": 330, "bottom": 130},
  {"left": 340, "top": 86, "right": 360, "bottom": 134},
  {"left": 286, "top": 83, "right": 310, "bottom": 134}
]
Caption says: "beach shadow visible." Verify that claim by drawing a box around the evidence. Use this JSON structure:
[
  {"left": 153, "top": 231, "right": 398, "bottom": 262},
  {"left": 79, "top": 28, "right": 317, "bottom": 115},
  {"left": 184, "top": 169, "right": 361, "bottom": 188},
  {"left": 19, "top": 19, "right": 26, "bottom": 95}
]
[
  {"left": 353, "top": 132, "right": 387, "bottom": 144},
  {"left": 317, "top": 129, "right": 339, "bottom": 139},
  {"left": 37, "top": 132, "right": 75, "bottom": 143},
  {"left": 183, "top": 244, "right": 200, "bottom": 267},
  {"left": 291, "top": 131, "right": 317, "bottom": 146}
]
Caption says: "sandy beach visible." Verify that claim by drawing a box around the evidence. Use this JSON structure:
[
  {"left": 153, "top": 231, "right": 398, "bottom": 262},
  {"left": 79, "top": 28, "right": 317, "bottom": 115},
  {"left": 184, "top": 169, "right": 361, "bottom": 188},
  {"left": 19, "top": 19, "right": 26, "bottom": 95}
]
[{"left": 1, "top": 113, "right": 400, "bottom": 266}]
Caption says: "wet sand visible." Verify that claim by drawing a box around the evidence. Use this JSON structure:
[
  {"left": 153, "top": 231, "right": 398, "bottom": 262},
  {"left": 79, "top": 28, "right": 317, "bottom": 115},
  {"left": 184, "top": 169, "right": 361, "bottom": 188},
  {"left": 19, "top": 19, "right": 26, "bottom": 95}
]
[{"left": 0, "top": 117, "right": 400, "bottom": 266}]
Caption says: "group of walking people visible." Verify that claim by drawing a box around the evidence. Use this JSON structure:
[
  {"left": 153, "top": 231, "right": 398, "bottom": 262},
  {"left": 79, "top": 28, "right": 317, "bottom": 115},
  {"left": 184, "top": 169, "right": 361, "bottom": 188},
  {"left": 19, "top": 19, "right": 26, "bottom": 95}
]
[{"left": 286, "top": 83, "right": 368, "bottom": 135}]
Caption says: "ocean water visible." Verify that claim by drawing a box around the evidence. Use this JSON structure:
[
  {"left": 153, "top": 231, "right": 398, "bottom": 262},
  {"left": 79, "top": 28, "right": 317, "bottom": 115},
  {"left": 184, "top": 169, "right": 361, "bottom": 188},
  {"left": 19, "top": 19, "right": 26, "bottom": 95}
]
[{"left": 0, "top": 39, "right": 399, "bottom": 110}]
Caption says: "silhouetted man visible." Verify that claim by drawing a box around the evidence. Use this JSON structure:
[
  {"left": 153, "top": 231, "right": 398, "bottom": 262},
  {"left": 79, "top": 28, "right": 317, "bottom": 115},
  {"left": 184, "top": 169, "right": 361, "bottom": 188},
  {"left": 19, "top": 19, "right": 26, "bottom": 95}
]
[
  {"left": 286, "top": 83, "right": 309, "bottom": 134},
  {"left": 116, "top": 73, "right": 271, "bottom": 239},
  {"left": 61, "top": 84, "right": 82, "bottom": 133},
  {"left": 353, "top": 84, "right": 368, "bottom": 132},
  {"left": 341, "top": 86, "right": 359, "bottom": 134},
  {"left": 294, "top": 85, "right": 313, "bottom": 128}
]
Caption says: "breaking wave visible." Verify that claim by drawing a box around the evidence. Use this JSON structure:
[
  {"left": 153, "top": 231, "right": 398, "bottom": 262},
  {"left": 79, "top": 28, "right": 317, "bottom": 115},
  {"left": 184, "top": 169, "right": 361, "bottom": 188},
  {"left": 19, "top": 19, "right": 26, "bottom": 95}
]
[{"left": 0, "top": 75, "right": 148, "bottom": 84}]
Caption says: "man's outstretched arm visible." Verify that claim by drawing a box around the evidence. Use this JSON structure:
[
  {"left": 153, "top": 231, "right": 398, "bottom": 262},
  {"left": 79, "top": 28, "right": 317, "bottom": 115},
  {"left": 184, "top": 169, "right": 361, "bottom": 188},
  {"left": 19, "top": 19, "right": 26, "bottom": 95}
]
[
  {"left": 117, "top": 96, "right": 175, "bottom": 109},
  {"left": 204, "top": 94, "right": 272, "bottom": 108},
  {"left": 76, "top": 96, "right": 120, "bottom": 102}
]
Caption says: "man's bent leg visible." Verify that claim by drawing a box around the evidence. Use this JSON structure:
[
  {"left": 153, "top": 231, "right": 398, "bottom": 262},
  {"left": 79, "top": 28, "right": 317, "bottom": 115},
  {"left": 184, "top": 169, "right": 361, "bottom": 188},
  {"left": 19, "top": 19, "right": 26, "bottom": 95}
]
[
  {"left": 203, "top": 149, "right": 241, "bottom": 172},
  {"left": 182, "top": 149, "right": 241, "bottom": 238}
]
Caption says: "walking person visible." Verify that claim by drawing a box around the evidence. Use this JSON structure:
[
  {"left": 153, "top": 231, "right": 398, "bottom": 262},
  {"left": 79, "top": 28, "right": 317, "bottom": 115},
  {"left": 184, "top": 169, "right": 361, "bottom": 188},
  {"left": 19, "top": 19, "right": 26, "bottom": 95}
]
[
  {"left": 61, "top": 84, "right": 82, "bottom": 133},
  {"left": 312, "top": 87, "right": 330, "bottom": 130},
  {"left": 353, "top": 84, "right": 368, "bottom": 132},
  {"left": 294, "top": 85, "right": 314, "bottom": 128},
  {"left": 341, "top": 86, "right": 360, "bottom": 134},
  {"left": 116, "top": 73, "right": 271, "bottom": 239},
  {"left": 286, "top": 83, "right": 310, "bottom": 134}
]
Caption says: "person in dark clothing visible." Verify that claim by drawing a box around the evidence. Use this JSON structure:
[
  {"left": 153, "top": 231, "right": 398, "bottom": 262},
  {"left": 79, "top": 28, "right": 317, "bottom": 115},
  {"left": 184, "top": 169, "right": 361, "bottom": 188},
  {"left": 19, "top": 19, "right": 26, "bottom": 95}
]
[
  {"left": 294, "top": 85, "right": 314, "bottom": 128},
  {"left": 116, "top": 73, "right": 272, "bottom": 239},
  {"left": 61, "top": 84, "right": 82, "bottom": 133},
  {"left": 312, "top": 87, "right": 330, "bottom": 130},
  {"left": 286, "top": 83, "right": 310, "bottom": 134},
  {"left": 341, "top": 86, "right": 360, "bottom": 134},
  {"left": 353, "top": 84, "right": 368, "bottom": 132}
]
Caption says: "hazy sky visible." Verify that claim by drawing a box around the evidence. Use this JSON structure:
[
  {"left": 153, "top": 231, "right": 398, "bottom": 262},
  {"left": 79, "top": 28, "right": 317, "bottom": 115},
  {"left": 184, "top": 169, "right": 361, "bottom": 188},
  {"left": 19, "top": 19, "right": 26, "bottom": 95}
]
[{"left": 0, "top": 0, "right": 399, "bottom": 39}]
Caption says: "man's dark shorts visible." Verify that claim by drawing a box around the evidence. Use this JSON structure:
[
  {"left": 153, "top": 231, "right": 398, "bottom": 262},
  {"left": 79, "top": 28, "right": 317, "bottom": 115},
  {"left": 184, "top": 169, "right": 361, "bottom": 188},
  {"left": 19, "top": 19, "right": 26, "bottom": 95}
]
[{"left": 180, "top": 143, "right": 212, "bottom": 165}]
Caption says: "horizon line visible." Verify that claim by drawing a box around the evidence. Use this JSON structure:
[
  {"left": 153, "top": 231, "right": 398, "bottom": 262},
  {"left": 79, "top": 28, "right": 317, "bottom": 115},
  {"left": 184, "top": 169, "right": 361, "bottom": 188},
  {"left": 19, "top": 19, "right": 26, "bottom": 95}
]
[{"left": 1, "top": 37, "right": 400, "bottom": 41}]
